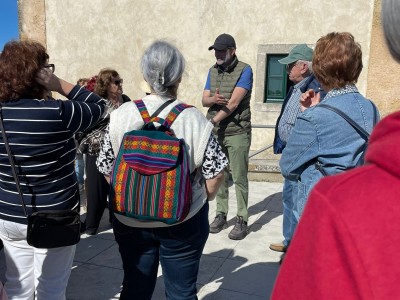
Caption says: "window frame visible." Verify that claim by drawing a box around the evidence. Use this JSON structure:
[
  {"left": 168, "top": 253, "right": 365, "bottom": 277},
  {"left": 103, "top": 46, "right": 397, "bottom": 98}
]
[
  {"left": 264, "top": 54, "right": 289, "bottom": 103},
  {"left": 254, "top": 44, "right": 305, "bottom": 112}
]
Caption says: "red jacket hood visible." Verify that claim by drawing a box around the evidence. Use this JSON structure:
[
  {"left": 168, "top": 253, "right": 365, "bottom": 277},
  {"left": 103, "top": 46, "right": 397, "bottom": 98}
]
[{"left": 365, "top": 111, "right": 400, "bottom": 178}]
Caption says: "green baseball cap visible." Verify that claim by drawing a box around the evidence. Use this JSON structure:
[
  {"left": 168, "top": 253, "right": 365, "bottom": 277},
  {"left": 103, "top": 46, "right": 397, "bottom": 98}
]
[{"left": 278, "top": 44, "right": 313, "bottom": 65}]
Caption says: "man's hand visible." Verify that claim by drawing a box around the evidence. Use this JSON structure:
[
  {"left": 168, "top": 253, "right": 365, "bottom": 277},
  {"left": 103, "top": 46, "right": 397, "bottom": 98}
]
[
  {"left": 202, "top": 88, "right": 228, "bottom": 107},
  {"left": 300, "top": 89, "right": 321, "bottom": 112},
  {"left": 213, "top": 88, "right": 229, "bottom": 106}
]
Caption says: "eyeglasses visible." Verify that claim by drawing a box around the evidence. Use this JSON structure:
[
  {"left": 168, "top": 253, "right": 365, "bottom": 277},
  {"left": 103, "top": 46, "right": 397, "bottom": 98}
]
[
  {"left": 113, "top": 79, "right": 123, "bottom": 86},
  {"left": 44, "top": 64, "right": 55, "bottom": 73},
  {"left": 286, "top": 62, "right": 298, "bottom": 72}
]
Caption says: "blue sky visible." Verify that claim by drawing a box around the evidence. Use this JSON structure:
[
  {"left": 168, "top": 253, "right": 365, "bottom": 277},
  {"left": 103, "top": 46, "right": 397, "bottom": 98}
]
[{"left": 0, "top": 1, "right": 19, "bottom": 50}]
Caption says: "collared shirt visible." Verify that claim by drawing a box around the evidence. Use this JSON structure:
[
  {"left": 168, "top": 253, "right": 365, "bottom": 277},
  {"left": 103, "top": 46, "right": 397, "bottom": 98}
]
[
  {"left": 278, "top": 76, "right": 310, "bottom": 143},
  {"left": 323, "top": 84, "right": 358, "bottom": 101}
]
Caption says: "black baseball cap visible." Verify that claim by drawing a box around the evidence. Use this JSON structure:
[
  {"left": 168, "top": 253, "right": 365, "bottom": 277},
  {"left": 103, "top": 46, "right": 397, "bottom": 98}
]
[{"left": 208, "top": 33, "right": 236, "bottom": 51}]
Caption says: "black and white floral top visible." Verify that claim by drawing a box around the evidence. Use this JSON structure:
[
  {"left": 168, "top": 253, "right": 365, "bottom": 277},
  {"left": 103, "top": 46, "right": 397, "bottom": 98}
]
[{"left": 96, "top": 126, "right": 228, "bottom": 179}]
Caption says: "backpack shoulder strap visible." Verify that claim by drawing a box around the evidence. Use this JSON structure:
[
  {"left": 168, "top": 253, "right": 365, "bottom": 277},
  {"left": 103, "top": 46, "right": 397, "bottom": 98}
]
[
  {"left": 162, "top": 103, "right": 193, "bottom": 128},
  {"left": 318, "top": 104, "right": 369, "bottom": 140},
  {"left": 133, "top": 99, "right": 151, "bottom": 123},
  {"left": 134, "top": 99, "right": 176, "bottom": 124}
]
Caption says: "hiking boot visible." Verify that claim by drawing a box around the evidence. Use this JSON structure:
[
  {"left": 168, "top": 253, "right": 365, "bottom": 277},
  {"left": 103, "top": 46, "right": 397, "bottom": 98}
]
[
  {"left": 209, "top": 214, "right": 227, "bottom": 233},
  {"left": 269, "top": 242, "right": 287, "bottom": 253},
  {"left": 228, "top": 216, "right": 248, "bottom": 240}
]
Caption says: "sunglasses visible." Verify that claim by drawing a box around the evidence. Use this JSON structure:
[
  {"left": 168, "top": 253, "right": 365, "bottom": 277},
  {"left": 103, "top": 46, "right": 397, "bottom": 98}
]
[
  {"left": 44, "top": 64, "right": 55, "bottom": 73},
  {"left": 113, "top": 79, "right": 123, "bottom": 86}
]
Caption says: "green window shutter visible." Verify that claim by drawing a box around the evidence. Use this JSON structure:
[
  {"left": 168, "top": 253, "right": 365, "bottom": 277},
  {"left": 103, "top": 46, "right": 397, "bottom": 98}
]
[{"left": 264, "top": 54, "right": 288, "bottom": 103}]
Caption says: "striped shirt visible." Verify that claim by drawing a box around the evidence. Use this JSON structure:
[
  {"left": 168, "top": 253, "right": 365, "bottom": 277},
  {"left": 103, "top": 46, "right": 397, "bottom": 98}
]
[
  {"left": 278, "top": 77, "right": 310, "bottom": 143},
  {"left": 0, "top": 85, "right": 107, "bottom": 224}
]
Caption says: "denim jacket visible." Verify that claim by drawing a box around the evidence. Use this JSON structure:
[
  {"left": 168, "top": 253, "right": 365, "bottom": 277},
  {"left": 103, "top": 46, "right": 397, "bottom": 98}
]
[
  {"left": 279, "top": 85, "right": 379, "bottom": 214},
  {"left": 273, "top": 74, "right": 326, "bottom": 154}
]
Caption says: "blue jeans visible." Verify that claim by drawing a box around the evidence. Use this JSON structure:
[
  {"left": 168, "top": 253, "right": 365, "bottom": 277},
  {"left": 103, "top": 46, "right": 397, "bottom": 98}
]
[
  {"left": 113, "top": 202, "right": 209, "bottom": 300},
  {"left": 282, "top": 179, "right": 298, "bottom": 246}
]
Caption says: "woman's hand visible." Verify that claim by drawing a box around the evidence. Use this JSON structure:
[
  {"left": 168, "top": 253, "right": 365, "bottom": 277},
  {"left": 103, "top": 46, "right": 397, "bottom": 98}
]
[
  {"left": 35, "top": 67, "right": 59, "bottom": 91},
  {"left": 35, "top": 68, "right": 74, "bottom": 97},
  {"left": 300, "top": 89, "right": 321, "bottom": 112}
]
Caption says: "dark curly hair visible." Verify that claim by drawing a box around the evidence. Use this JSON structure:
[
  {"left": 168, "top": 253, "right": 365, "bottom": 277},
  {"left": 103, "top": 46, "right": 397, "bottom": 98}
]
[
  {"left": 0, "top": 40, "right": 49, "bottom": 101},
  {"left": 94, "top": 68, "right": 120, "bottom": 98}
]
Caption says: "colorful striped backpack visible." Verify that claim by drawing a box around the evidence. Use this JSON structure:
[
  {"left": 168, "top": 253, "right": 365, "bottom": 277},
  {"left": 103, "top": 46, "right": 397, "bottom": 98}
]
[{"left": 109, "top": 99, "right": 193, "bottom": 224}]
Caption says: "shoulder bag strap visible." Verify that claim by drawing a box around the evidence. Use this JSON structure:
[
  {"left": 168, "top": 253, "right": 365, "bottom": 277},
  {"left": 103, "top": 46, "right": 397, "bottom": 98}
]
[
  {"left": 0, "top": 106, "right": 28, "bottom": 216},
  {"left": 318, "top": 104, "right": 369, "bottom": 140}
]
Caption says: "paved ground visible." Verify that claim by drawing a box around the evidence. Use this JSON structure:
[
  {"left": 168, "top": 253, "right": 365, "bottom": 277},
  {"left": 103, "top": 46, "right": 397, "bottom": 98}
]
[{"left": 1, "top": 180, "right": 285, "bottom": 299}]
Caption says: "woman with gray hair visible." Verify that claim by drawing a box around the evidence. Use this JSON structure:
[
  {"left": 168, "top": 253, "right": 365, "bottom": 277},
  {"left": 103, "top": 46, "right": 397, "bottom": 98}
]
[
  {"left": 271, "top": 0, "right": 400, "bottom": 299},
  {"left": 97, "top": 40, "right": 227, "bottom": 299},
  {"left": 382, "top": 0, "right": 400, "bottom": 62}
]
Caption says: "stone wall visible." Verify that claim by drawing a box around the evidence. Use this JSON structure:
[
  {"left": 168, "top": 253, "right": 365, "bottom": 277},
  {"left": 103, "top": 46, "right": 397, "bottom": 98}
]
[
  {"left": 19, "top": 0, "right": 391, "bottom": 157},
  {"left": 18, "top": 0, "right": 46, "bottom": 46},
  {"left": 366, "top": 0, "right": 400, "bottom": 117}
]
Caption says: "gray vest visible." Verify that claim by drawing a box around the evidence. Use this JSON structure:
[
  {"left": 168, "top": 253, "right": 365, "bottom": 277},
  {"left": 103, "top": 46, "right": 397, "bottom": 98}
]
[{"left": 207, "top": 57, "right": 252, "bottom": 136}]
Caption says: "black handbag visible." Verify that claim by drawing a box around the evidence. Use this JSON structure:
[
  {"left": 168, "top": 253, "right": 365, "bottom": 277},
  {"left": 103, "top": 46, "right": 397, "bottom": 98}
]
[
  {"left": 27, "top": 210, "right": 81, "bottom": 248},
  {"left": 0, "top": 106, "right": 81, "bottom": 248}
]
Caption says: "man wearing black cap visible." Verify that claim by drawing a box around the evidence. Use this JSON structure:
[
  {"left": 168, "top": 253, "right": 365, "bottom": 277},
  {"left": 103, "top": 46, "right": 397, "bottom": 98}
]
[{"left": 202, "top": 33, "right": 253, "bottom": 240}]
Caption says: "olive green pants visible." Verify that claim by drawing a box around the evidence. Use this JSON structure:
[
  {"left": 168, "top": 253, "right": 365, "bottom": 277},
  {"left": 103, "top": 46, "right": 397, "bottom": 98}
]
[{"left": 216, "top": 132, "right": 251, "bottom": 222}]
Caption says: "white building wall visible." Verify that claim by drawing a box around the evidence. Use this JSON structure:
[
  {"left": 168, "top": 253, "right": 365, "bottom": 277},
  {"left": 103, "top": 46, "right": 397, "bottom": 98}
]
[{"left": 42, "top": 0, "right": 375, "bottom": 156}]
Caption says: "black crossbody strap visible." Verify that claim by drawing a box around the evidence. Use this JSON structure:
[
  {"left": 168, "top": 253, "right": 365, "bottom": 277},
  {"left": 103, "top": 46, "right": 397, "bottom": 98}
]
[
  {"left": 0, "top": 106, "right": 28, "bottom": 216},
  {"left": 318, "top": 104, "right": 369, "bottom": 140},
  {"left": 150, "top": 98, "right": 176, "bottom": 119}
]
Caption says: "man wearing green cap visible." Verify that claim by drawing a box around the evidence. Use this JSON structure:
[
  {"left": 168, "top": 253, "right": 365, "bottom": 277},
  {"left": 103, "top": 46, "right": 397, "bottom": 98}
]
[
  {"left": 270, "top": 44, "right": 325, "bottom": 253},
  {"left": 202, "top": 33, "right": 253, "bottom": 240}
]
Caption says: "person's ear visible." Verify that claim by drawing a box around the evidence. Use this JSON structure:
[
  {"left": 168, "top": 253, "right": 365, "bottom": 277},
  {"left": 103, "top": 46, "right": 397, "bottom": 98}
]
[{"left": 300, "top": 63, "right": 309, "bottom": 75}]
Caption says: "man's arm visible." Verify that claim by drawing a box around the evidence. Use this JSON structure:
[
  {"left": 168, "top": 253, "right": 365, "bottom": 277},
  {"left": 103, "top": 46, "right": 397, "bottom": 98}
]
[
  {"left": 212, "top": 87, "right": 249, "bottom": 123},
  {"left": 202, "top": 70, "right": 228, "bottom": 107},
  {"left": 211, "top": 65, "right": 253, "bottom": 123},
  {"left": 279, "top": 114, "right": 319, "bottom": 181},
  {"left": 202, "top": 89, "right": 229, "bottom": 107}
]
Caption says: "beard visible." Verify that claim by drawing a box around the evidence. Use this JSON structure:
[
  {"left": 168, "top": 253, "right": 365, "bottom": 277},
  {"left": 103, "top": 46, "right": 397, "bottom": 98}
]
[{"left": 216, "top": 52, "right": 233, "bottom": 66}]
